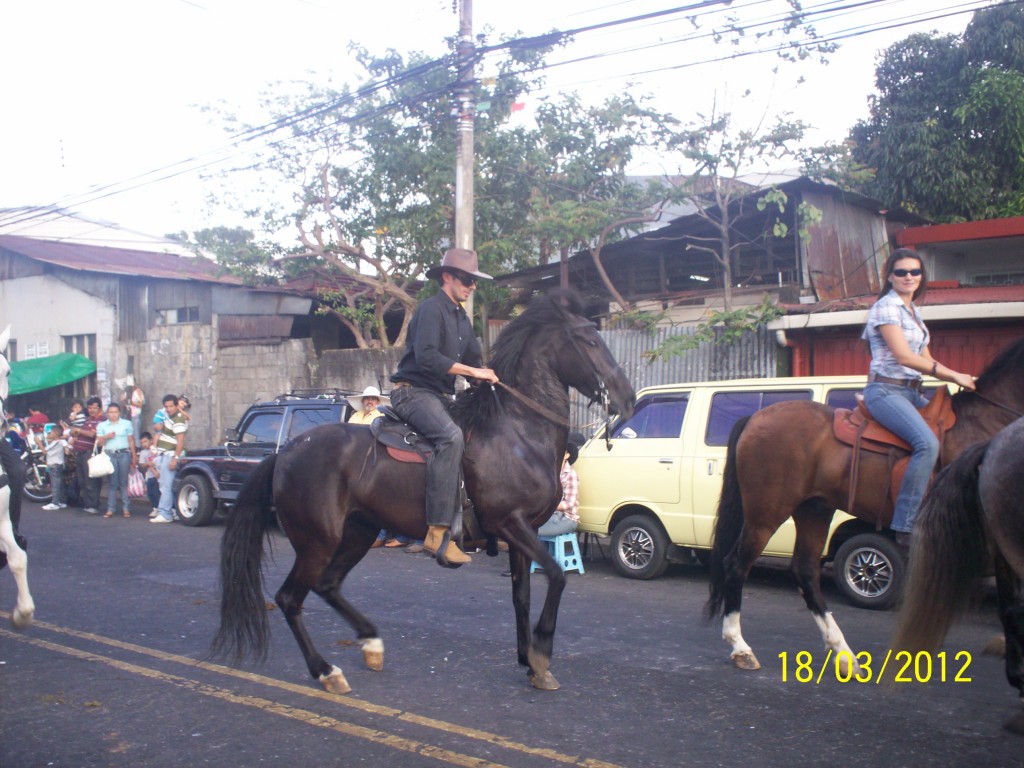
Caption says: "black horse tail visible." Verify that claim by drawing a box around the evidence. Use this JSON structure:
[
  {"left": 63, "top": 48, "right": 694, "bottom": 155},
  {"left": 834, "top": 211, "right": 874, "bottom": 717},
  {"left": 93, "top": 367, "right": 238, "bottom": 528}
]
[
  {"left": 706, "top": 415, "right": 751, "bottom": 620},
  {"left": 211, "top": 453, "right": 279, "bottom": 663},
  {"left": 892, "top": 440, "right": 990, "bottom": 654}
]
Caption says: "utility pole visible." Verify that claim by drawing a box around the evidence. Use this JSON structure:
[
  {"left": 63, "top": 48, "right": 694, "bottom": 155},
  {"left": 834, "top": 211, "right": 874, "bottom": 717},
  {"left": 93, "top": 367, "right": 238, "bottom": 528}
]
[{"left": 454, "top": 0, "right": 475, "bottom": 318}]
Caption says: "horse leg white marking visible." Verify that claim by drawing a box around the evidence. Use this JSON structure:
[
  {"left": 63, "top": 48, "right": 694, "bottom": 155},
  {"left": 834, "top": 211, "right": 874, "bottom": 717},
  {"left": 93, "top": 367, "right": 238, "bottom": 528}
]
[
  {"left": 0, "top": 486, "right": 34, "bottom": 629},
  {"left": 812, "top": 612, "right": 860, "bottom": 676},
  {"left": 361, "top": 637, "right": 384, "bottom": 671},
  {"left": 319, "top": 665, "right": 351, "bottom": 695},
  {"left": 723, "top": 612, "right": 760, "bottom": 670}
]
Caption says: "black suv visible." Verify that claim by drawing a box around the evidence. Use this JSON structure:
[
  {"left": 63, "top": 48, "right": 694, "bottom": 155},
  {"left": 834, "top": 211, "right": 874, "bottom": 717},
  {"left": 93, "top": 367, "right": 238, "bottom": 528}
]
[{"left": 172, "top": 389, "right": 358, "bottom": 526}]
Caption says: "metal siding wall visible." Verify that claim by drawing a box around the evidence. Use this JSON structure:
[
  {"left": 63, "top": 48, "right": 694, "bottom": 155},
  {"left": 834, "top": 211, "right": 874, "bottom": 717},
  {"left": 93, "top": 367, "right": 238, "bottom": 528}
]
[{"left": 569, "top": 325, "right": 777, "bottom": 436}]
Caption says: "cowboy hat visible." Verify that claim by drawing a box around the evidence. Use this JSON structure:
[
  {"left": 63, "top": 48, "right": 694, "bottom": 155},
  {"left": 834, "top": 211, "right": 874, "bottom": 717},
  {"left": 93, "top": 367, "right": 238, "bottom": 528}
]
[
  {"left": 425, "top": 247, "right": 493, "bottom": 281},
  {"left": 347, "top": 385, "right": 390, "bottom": 411}
]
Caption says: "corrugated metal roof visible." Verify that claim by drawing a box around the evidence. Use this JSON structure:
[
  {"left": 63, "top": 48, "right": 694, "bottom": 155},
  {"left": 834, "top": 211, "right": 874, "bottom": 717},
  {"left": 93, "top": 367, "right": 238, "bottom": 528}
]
[{"left": 0, "top": 233, "right": 242, "bottom": 285}]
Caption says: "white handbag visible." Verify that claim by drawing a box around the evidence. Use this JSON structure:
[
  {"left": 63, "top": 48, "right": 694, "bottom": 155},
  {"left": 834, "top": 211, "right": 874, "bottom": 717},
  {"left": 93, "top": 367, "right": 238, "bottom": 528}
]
[{"left": 87, "top": 449, "right": 115, "bottom": 478}]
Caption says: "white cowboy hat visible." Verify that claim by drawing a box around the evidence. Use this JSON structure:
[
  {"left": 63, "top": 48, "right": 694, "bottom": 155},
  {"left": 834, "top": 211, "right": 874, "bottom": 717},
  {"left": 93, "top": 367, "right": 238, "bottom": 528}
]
[{"left": 347, "top": 385, "right": 390, "bottom": 411}]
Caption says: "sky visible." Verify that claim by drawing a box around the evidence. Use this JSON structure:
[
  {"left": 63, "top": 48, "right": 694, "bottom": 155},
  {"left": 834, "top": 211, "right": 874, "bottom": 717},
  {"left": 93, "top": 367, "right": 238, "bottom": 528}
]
[{"left": 0, "top": 0, "right": 993, "bottom": 241}]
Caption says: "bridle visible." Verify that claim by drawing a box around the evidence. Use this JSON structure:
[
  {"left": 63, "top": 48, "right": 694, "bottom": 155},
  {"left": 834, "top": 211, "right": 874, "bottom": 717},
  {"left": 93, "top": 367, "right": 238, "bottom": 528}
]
[{"left": 491, "top": 316, "right": 620, "bottom": 441}]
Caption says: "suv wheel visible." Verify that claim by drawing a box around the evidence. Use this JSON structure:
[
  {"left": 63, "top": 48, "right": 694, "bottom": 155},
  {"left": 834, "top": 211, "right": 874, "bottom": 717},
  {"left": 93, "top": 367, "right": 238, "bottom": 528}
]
[
  {"left": 833, "top": 533, "right": 905, "bottom": 610},
  {"left": 610, "top": 514, "right": 669, "bottom": 580},
  {"left": 175, "top": 475, "right": 216, "bottom": 527}
]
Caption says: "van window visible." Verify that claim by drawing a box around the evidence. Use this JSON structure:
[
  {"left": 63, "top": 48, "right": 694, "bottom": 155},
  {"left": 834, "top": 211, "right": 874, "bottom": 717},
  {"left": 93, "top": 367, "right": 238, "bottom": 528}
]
[
  {"left": 705, "top": 390, "right": 812, "bottom": 446},
  {"left": 611, "top": 393, "right": 689, "bottom": 439},
  {"left": 826, "top": 389, "right": 861, "bottom": 411}
]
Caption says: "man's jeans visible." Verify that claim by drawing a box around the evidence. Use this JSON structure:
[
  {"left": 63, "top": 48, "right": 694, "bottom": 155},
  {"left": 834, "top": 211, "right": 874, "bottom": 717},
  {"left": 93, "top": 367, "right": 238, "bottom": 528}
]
[
  {"left": 862, "top": 382, "right": 939, "bottom": 533},
  {"left": 152, "top": 452, "right": 178, "bottom": 522},
  {"left": 74, "top": 448, "right": 101, "bottom": 510},
  {"left": 389, "top": 386, "right": 463, "bottom": 528}
]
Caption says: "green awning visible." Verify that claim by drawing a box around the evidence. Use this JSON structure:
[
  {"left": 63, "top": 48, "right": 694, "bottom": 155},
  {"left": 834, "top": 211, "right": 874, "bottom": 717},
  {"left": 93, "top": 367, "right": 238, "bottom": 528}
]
[{"left": 9, "top": 353, "right": 96, "bottom": 395}]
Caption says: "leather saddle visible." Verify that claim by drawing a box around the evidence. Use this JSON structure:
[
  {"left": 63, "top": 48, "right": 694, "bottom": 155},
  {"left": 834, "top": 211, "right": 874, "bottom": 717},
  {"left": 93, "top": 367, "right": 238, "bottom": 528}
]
[
  {"left": 369, "top": 406, "right": 432, "bottom": 464},
  {"left": 832, "top": 386, "right": 956, "bottom": 524}
]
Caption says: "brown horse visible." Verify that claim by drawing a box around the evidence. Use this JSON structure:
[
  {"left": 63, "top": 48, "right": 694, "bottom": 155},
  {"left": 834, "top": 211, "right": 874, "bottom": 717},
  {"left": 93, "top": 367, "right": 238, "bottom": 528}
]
[
  {"left": 894, "top": 418, "right": 1024, "bottom": 735},
  {"left": 212, "top": 292, "right": 634, "bottom": 693},
  {"left": 706, "top": 337, "right": 1024, "bottom": 674}
]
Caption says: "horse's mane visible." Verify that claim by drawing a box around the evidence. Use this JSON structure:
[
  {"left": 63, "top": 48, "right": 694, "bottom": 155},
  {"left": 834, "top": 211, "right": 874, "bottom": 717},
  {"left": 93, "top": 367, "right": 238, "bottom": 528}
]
[
  {"left": 454, "top": 290, "right": 583, "bottom": 436},
  {"left": 973, "top": 336, "right": 1024, "bottom": 389},
  {"left": 953, "top": 336, "right": 1024, "bottom": 414}
]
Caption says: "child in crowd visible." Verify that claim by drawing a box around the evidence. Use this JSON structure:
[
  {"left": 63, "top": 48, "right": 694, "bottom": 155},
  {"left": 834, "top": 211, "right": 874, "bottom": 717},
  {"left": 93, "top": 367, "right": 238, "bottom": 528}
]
[
  {"left": 65, "top": 400, "right": 87, "bottom": 430},
  {"left": 138, "top": 432, "right": 162, "bottom": 516},
  {"left": 39, "top": 424, "right": 70, "bottom": 511}
]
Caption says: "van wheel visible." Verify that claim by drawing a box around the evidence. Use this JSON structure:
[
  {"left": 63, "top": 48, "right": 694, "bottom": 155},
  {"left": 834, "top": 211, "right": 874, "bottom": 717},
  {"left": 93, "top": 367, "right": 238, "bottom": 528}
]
[
  {"left": 175, "top": 475, "right": 216, "bottom": 527},
  {"left": 833, "top": 533, "right": 904, "bottom": 610},
  {"left": 610, "top": 515, "right": 669, "bottom": 580}
]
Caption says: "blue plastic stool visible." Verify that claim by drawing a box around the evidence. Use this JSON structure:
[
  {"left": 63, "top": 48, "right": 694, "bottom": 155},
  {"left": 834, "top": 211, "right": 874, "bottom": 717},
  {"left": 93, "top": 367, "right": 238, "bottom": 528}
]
[{"left": 530, "top": 532, "right": 585, "bottom": 574}]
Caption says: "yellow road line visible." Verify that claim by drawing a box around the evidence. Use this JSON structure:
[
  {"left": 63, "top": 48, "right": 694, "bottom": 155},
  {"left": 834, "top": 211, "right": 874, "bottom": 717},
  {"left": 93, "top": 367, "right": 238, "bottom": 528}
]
[{"left": 0, "top": 615, "right": 625, "bottom": 768}]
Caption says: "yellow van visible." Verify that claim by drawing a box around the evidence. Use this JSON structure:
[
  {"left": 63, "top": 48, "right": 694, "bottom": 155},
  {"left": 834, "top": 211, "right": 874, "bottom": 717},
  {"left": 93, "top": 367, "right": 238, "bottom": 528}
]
[{"left": 575, "top": 375, "right": 933, "bottom": 609}]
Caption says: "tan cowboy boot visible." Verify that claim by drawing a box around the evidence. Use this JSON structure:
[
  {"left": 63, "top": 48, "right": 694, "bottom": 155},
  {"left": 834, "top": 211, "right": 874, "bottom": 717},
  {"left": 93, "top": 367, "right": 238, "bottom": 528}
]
[{"left": 424, "top": 525, "right": 472, "bottom": 567}]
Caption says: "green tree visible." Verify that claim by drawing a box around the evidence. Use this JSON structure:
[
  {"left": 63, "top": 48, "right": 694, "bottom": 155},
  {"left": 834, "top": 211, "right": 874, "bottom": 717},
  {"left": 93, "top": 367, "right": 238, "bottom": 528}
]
[{"left": 849, "top": 3, "right": 1024, "bottom": 221}]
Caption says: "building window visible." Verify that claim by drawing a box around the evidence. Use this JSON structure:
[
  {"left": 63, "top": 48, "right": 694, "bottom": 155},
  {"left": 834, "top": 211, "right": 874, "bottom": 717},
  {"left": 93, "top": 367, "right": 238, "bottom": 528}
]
[
  {"left": 971, "top": 271, "right": 1024, "bottom": 286},
  {"left": 62, "top": 334, "right": 98, "bottom": 399},
  {"left": 156, "top": 307, "right": 200, "bottom": 325}
]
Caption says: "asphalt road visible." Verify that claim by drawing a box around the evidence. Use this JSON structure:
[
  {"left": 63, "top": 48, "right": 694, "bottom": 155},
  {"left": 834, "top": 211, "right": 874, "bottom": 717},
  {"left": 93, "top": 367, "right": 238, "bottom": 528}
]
[{"left": 1, "top": 499, "right": 1022, "bottom": 768}]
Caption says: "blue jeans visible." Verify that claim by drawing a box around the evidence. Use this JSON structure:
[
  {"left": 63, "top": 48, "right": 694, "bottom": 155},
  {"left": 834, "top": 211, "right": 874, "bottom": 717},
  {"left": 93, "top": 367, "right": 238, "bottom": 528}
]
[
  {"left": 153, "top": 452, "right": 177, "bottom": 521},
  {"left": 146, "top": 476, "right": 161, "bottom": 508},
  {"left": 537, "top": 511, "right": 578, "bottom": 537},
  {"left": 48, "top": 463, "right": 66, "bottom": 505},
  {"left": 106, "top": 451, "right": 132, "bottom": 513},
  {"left": 862, "top": 383, "right": 939, "bottom": 533},
  {"left": 389, "top": 386, "right": 463, "bottom": 528}
]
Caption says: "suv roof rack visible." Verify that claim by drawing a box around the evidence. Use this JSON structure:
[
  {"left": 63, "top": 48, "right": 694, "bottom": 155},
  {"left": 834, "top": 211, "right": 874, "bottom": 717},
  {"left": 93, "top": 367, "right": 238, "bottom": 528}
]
[{"left": 273, "top": 388, "right": 360, "bottom": 402}]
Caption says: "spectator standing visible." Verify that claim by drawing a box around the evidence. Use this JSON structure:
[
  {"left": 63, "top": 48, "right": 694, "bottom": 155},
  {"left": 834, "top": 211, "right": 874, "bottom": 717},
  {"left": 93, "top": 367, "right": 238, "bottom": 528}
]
[
  {"left": 38, "top": 424, "right": 70, "bottom": 511},
  {"left": 69, "top": 397, "right": 104, "bottom": 514},
  {"left": 123, "top": 379, "right": 146, "bottom": 444},
  {"left": 150, "top": 394, "right": 188, "bottom": 524},
  {"left": 25, "top": 406, "right": 50, "bottom": 434},
  {"left": 137, "top": 432, "right": 162, "bottom": 516},
  {"left": 96, "top": 403, "right": 137, "bottom": 518}
]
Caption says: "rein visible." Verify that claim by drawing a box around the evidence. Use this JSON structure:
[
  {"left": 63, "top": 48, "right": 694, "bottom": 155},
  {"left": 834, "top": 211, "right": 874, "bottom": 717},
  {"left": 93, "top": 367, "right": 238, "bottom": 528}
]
[
  {"left": 970, "top": 390, "right": 1024, "bottom": 419},
  {"left": 494, "top": 381, "right": 570, "bottom": 427}
]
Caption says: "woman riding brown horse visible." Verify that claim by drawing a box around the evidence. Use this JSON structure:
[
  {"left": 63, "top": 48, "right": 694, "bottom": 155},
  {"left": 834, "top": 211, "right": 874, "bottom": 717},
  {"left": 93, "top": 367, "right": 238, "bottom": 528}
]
[
  {"left": 707, "top": 337, "right": 1024, "bottom": 674},
  {"left": 212, "top": 291, "right": 634, "bottom": 693}
]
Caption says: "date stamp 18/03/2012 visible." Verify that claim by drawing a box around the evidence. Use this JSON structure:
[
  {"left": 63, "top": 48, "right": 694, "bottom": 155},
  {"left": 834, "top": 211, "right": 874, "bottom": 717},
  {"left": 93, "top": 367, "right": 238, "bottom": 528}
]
[{"left": 778, "top": 649, "right": 972, "bottom": 684}]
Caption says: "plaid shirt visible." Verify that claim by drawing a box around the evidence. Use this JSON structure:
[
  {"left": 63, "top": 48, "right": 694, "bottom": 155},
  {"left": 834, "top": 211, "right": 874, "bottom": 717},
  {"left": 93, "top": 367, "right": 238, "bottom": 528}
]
[
  {"left": 862, "top": 290, "right": 929, "bottom": 379},
  {"left": 556, "top": 464, "right": 579, "bottom": 522}
]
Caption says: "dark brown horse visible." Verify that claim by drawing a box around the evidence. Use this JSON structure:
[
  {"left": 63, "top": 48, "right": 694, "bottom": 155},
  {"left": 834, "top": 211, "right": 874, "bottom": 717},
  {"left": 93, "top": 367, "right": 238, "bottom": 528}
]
[
  {"left": 706, "top": 337, "right": 1024, "bottom": 674},
  {"left": 894, "top": 418, "right": 1024, "bottom": 735},
  {"left": 212, "top": 292, "right": 634, "bottom": 693}
]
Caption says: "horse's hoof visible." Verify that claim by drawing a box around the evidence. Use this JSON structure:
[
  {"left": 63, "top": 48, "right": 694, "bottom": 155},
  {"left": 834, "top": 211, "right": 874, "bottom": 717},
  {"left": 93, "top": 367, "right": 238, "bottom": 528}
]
[
  {"left": 983, "top": 634, "right": 1006, "bottom": 657},
  {"left": 529, "top": 670, "right": 561, "bottom": 690},
  {"left": 319, "top": 666, "right": 351, "bottom": 695},
  {"left": 361, "top": 638, "right": 384, "bottom": 671},
  {"left": 1003, "top": 710, "right": 1024, "bottom": 736},
  {"left": 731, "top": 651, "right": 761, "bottom": 670},
  {"left": 11, "top": 608, "right": 33, "bottom": 630}
]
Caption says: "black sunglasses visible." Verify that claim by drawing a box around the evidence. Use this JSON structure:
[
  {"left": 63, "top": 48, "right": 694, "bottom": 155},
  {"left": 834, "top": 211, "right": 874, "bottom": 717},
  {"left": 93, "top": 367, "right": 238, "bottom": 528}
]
[
  {"left": 892, "top": 268, "right": 922, "bottom": 278},
  {"left": 451, "top": 271, "right": 477, "bottom": 287}
]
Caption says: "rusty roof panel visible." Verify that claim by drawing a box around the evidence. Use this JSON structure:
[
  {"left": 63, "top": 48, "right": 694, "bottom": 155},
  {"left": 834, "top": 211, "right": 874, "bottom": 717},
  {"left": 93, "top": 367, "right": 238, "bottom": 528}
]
[{"left": 0, "top": 234, "right": 242, "bottom": 285}]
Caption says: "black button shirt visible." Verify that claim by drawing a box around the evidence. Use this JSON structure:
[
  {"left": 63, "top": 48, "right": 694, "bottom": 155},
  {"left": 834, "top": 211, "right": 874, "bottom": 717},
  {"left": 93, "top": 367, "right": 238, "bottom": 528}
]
[{"left": 391, "top": 291, "right": 482, "bottom": 395}]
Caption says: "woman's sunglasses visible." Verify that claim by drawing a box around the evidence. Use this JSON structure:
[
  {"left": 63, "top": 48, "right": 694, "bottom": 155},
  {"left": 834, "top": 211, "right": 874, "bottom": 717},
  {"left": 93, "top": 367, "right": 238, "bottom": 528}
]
[{"left": 892, "top": 268, "right": 922, "bottom": 278}]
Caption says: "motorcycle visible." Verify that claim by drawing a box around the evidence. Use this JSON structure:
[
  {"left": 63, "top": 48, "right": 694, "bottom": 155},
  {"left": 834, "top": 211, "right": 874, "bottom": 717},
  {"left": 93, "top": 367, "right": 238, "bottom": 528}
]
[{"left": 21, "top": 445, "right": 53, "bottom": 504}]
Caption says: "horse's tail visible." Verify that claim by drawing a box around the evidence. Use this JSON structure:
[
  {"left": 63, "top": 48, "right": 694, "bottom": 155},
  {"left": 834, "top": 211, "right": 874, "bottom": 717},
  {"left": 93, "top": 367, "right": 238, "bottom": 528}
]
[
  {"left": 892, "top": 440, "right": 990, "bottom": 653},
  {"left": 706, "top": 415, "right": 751, "bottom": 620},
  {"left": 210, "top": 453, "right": 279, "bottom": 663}
]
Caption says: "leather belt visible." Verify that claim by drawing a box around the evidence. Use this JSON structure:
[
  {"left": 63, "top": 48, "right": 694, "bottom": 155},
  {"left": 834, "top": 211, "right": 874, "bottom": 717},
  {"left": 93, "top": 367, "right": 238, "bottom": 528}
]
[{"left": 870, "top": 374, "right": 922, "bottom": 390}]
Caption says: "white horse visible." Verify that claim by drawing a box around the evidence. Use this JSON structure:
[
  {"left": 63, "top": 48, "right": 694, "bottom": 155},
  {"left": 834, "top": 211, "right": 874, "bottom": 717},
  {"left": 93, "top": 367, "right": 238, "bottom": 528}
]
[{"left": 0, "top": 325, "right": 34, "bottom": 628}]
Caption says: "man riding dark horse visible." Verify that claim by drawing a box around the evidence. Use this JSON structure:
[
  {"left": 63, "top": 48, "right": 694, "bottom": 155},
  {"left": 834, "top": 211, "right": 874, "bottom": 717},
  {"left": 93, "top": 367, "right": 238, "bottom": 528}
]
[{"left": 388, "top": 247, "right": 499, "bottom": 567}]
